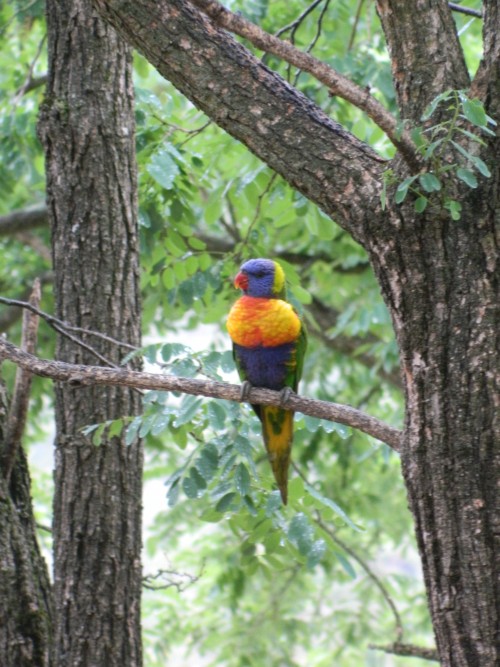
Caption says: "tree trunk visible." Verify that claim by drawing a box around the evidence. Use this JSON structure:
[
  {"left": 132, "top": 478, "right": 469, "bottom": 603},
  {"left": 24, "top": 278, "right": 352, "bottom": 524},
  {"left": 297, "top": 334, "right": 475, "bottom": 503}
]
[
  {"left": 365, "top": 185, "right": 499, "bottom": 665},
  {"left": 0, "top": 378, "right": 54, "bottom": 667},
  {"left": 38, "top": 0, "right": 143, "bottom": 665}
]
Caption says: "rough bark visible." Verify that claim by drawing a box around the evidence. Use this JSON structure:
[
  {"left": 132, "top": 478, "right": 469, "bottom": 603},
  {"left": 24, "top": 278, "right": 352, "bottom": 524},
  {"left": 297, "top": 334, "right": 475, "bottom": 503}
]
[
  {"left": 37, "top": 0, "right": 143, "bottom": 665},
  {"left": 0, "top": 337, "right": 403, "bottom": 452},
  {"left": 375, "top": 0, "right": 470, "bottom": 120},
  {"left": 89, "top": 2, "right": 500, "bottom": 665},
  {"left": 0, "top": 377, "right": 54, "bottom": 667}
]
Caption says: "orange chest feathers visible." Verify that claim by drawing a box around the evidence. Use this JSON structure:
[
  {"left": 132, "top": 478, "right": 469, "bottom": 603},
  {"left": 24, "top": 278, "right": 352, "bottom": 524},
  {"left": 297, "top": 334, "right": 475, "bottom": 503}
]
[{"left": 227, "top": 296, "right": 301, "bottom": 348}]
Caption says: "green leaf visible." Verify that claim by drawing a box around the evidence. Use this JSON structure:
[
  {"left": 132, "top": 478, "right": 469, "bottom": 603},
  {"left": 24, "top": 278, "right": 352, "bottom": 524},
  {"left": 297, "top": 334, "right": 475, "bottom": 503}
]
[
  {"left": 125, "top": 417, "right": 142, "bottom": 446},
  {"left": 174, "top": 395, "right": 203, "bottom": 427},
  {"left": 265, "top": 490, "right": 283, "bottom": 515},
  {"left": 151, "top": 412, "right": 171, "bottom": 436},
  {"left": 423, "top": 138, "right": 444, "bottom": 159},
  {"left": 182, "top": 474, "right": 200, "bottom": 499},
  {"left": 139, "top": 413, "right": 156, "bottom": 437},
  {"left": 291, "top": 284, "right": 312, "bottom": 304},
  {"left": 146, "top": 149, "right": 180, "bottom": 190},
  {"left": 188, "top": 236, "right": 206, "bottom": 250},
  {"left": 444, "top": 199, "right": 462, "bottom": 220},
  {"left": 287, "top": 512, "right": 314, "bottom": 556},
  {"left": 108, "top": 418, "right": 124, "bottom": 439},
  {"left": 161, "top": 342, "right": 190, "bottom": 362},
  {"left": 461, "top": 98, "right": 487, "bottom": 128},
  {"left": 207, "top": 401, "right": 226, "bottom": 430},
  {"left": 394, "top": 175, "right": 417, "bottom": 204},
  {"left": 470, "top": 155, "right": 491, "bottom": 178},
  {"left": 335, "top": 552, "right": 357, "bottom": 579},
  {"left": 170, "top": 357, "right": 198, "bottom": 377},
  {"left": 235, "top": 463, "right": 251, "bottom": 496},
  {"left": 418, "top": 173, "right": 442, "bottom": 193},
  {"left": 220, "top": 350, "right": 236, "bottom": 373},
  {"left": 421, "top": 90, "right": 452, "bottom": 121},
  {"left": 306, "top": 484, "right": 362, "bottom": 532},
  {"left": 414, "top": 196, "right": 428, "bottom": 213},
  {"left": 216, "top": 491, "right": 237, "bottom": 513},
  {"left": 167, "top": 479, "right": 180, "bottom": 507},
  {"left": 307, "top": 539, "right": 326, "bottom": 569},
  {"left": 456, "top": 167, "right": 478, "bottom": 188},
  {"left": 196, "top": 443, "right": 219, "bottom": 481},
  {"left": 81, "top": 423, "right": 100, "bottom": 437}
]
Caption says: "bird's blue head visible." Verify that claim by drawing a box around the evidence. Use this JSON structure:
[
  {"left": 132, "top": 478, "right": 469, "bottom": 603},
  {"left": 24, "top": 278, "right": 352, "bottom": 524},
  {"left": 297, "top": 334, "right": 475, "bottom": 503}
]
[{"left": 234, "top": 258, "right": 286, "bottom": 298}]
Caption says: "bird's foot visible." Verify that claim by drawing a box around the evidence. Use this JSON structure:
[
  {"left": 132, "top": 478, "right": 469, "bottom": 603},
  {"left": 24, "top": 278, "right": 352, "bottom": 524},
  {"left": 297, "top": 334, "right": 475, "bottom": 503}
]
[
  {"left": 279, "top": 387, "right": 294, "bottom": 408},
  {"left": 240, "top": 380, "right": 253, "bottom": 402}
]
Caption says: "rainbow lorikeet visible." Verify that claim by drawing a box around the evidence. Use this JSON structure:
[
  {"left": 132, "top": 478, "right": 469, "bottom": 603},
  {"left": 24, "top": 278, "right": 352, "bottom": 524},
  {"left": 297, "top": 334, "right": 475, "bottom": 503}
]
[{"left": 227, "top": 258, "right": 307, "bottom": 504}]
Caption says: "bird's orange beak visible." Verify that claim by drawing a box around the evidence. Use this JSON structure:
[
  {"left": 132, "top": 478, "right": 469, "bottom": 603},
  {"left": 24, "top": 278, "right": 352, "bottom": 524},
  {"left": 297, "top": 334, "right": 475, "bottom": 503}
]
[{"left": 234, "top": 271, "right": 248, "bottom": 290}]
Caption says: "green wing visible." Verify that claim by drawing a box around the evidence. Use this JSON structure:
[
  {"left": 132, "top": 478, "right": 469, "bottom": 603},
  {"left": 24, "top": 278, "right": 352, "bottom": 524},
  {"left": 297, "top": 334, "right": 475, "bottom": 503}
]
[
  {"left": 285, "top": 313, "right": 307, "bottom": 392},
  {"left": 232, "top": 345, "right": 247, "bottom": 383}
]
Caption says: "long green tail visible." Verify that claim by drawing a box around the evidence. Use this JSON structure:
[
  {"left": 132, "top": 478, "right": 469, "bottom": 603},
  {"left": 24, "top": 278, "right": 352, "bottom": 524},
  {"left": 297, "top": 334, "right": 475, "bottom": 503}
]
[{"left": 261, "top": 406, "right": 294, "bottom": 504}]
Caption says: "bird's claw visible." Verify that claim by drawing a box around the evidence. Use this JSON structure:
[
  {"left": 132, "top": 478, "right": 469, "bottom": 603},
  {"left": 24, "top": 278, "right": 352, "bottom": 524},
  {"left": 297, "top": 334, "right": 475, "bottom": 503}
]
[
  {"left": 240, "top": 380, "right": 253, "bottom": 402},
  {"left": 279, "top": 387, "right": 294, "bottom": 408}
]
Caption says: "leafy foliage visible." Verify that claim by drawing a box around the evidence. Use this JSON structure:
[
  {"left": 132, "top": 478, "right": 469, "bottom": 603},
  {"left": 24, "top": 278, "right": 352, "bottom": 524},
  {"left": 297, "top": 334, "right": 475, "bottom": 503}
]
[{"left": 383, "top": 90, "right": 496, "bottom": 218}]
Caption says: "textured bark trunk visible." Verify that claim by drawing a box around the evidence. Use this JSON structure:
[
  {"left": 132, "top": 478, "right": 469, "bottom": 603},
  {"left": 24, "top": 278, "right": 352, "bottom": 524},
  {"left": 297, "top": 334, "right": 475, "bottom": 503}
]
[
  {"left": 0, "top": 379, "right": 53, "bottom": 667},
  {"left": 38, "top": 1, "right": 143, "bottom": 665},
  {"left": 365, "top": 181, "right": 500, "bottom": 665}
]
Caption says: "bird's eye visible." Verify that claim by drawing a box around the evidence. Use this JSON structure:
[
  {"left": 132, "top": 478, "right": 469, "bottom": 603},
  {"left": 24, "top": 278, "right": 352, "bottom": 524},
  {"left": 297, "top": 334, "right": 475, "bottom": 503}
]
[{"left": 254, "top": 271, "right": 265, "bottom": 278}]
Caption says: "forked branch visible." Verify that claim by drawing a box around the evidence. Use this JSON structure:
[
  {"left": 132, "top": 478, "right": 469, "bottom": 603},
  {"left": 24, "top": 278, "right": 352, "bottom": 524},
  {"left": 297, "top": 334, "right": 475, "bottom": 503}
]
[{"left": 189, "top": 0, "right": 420, "bottom": 169}]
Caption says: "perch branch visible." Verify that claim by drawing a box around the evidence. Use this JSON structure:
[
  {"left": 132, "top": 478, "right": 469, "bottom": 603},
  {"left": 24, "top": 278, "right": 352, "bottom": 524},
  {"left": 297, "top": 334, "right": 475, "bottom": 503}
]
[
  {"left": 1, "top": 280, "right": 41, "bottom": 481},
  {"left": 0, "top": 337, "right": 403, "bottom": 451},
  {"left": 188, "top": 0, "right": 420, "bottom": 169}
]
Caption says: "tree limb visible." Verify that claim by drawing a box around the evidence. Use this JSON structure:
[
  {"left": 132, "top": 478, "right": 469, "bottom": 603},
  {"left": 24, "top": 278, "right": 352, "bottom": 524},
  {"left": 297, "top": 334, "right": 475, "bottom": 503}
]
[
  {"left": 369, "top": 642, "right": 439, "bottom": 662},
  {"left": 189, "top": 0, "right": 419, "bottom": 168},
  {"left": 92, "top": 0, "right": 385, "bottom": 243},
  {"left": 0, "top": 337, "right": 403, "bottom": 451},
  {"left": 0, "top": 205, "right": 48, "bottom": 237},
  {"left": 1, "top": 281, "right": 41, "bottom": 481}
]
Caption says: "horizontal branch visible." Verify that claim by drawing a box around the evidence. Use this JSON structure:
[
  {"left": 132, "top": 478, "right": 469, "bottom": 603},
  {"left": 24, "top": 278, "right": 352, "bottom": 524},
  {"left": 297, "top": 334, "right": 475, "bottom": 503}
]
[
  {"left": 0, "top": 337, "right": 402, "bottom": 451},
  {"left": 369, "top": 642, "right": 439, "bottom": 662},
  {"left": 189, "top": 0, "right": 420, "bottom": 169},
  {"left": 0, "top": 205, "right": 48, "bottom": 237}
]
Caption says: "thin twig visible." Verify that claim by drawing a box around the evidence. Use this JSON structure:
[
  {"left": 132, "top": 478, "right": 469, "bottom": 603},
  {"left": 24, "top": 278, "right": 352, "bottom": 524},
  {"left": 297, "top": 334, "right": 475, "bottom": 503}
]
[
  {"left": 12, "top": 34, "right": 47, "bottom": 105},
  {"left": 292, "top": 462, "right": 404, "bottom": 642},
  {"left": 189, "top": 0, "right": 420, "bottom": 169},
  {"left": 448, "top": 3, "right": 482, "bottom": 18},
  {"left": 241, "top": 172, "right": 277, "bottom": 250},
  {"left": 142, "top": 566, "right": 203, "bottom": 591},
  {"left": 347, "top": 0, "right": 365, "bottom": 52},
  {"left": 293, "top": 0, "right": 331, "bottom": 87},
  {"left": 274, "top": 0, "right": 325, "bottom": 39},
  {"left": 318, "top": 520, "right": 404, "bottom": 642},
  {"left": 0, "top": 296, "right": 138, "bottom": 351},
  {"left": 1, "top": 280, "right": 41, "bottom": 481},
  {"left": 0, "top": 337, "right": 403, "bottom": 451}
]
